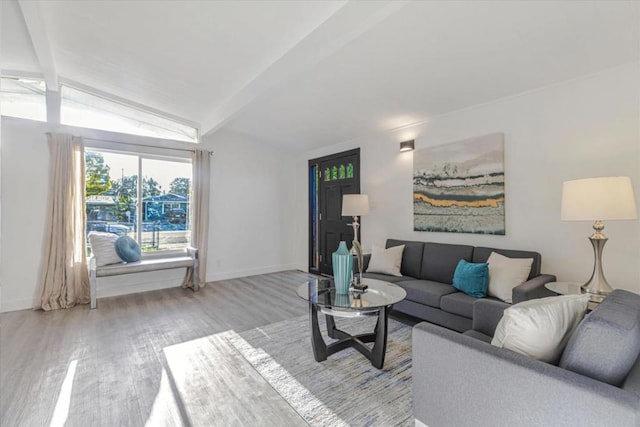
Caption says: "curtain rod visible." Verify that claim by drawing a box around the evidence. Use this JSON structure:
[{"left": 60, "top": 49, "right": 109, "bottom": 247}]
[{"left": 46, "top": 132, "right": 213, "bottom": 155}]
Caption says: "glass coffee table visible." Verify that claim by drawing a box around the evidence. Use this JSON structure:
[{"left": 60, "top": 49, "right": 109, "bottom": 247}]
[{"left": 296, "top": 278, "right": 406, "bottom": 369}]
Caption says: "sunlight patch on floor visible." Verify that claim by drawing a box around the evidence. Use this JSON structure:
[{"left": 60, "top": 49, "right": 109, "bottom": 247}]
[
  {"left": 255, "top": 327, "right": 271, "bottom": 339},
  {"left": 224, "top": 330, "right": 348, "bottom": 427},
  {"left": 161, "top": 330, "right": 325, "bottom": 425},
  {"left": 162, "top": 333, "right": 240, "bottom": 425},
  {"left": 49, "top": 360, "right": 77, "bottom": 427},
  {"left": 144, "top": 368, "right": 184, "bottom": 427}
]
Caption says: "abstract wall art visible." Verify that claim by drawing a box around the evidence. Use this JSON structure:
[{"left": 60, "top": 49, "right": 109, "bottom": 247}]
[{"left": 413, "top": 133, "right": 505, "bottom": 235}]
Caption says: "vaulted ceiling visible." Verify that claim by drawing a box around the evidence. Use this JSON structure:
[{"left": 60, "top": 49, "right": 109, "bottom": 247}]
[{"left": 3, "top": 0, "right": 639, "bottom": 151}]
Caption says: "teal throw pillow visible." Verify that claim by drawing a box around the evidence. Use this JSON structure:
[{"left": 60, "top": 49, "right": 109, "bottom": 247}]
[
  {"left": 114, "top": 236, "right": 141, "bottom": 263},
  {"left": 452, "top": 259, "right": 489, "bottom": 298}
]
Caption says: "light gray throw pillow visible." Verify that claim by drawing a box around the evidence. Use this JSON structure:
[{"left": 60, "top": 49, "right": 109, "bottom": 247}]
[
  {"left": 492, "top": 294, "right": 589, "bottom": 364},
  {"left": 88, "top": 231, "right": 123, "bottom": 267},
  {"left": 366, "top": 244, "right": 405, "bottom": 277}
]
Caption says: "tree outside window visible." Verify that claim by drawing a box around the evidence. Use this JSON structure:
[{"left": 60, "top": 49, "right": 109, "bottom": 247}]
[{"left": 85, "top": 150, "right": 192, "bottom": 251}]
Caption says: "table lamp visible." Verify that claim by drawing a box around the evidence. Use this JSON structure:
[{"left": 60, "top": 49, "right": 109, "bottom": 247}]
[
  {"left": 561, "top": 176, "right": 637, "bottom": 300},
  {"left": 342, "top": 194, "right": 370, "bottom": 286}
]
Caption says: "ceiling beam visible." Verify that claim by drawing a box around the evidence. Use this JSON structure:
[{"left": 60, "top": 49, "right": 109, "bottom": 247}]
[
  {"left": 200, "top": 1, "right": 409, "bottom": 136},
  {"left": 18, "top": 0, "right": 58, "bottom": 91}
]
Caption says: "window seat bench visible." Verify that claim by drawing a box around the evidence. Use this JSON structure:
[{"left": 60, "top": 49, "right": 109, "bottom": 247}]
[{"left": 88, "top": 247, "right": 199, "bottom": 309}]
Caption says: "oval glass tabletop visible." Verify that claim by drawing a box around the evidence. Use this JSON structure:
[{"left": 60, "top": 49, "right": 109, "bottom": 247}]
[{"left": 296, "top": 278, "right": 406, "bottom": 311}]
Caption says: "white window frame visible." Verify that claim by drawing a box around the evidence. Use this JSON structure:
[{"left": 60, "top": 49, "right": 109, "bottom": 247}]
[
  {"left": 0, "top": 75, "right": 47, "bottom": 122},
  {"left": 61, "top": 81, "right": 200, "bottom": 143},
  {"left": 1, "top": 74, "right": 201, "bottom": 145},
  {"left": 85, "top": 141, "right": 193, "bottom": 255}
]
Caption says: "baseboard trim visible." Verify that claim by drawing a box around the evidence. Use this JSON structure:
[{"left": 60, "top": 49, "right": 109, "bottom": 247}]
[
  {"left": 207, "top": 263, "right": 300, "bottom": 282},
  {"left": 0, "top": 297, "right": 33, "bottom": 313},
  {"left": 1, "top": 264, "right": 302, "bottom": 313},
  {"left": 1, "top": 272, "right": 186, "bottom": 313}
]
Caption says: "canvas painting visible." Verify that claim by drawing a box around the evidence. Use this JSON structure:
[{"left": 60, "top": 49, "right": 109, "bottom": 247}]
[{"left": 413, "top": 133, "right": 505, "bottom": 234}]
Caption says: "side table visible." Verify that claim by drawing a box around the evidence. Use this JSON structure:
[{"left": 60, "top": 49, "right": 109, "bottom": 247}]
[{"left": 545, "top": 281, "right": 602, "bottom": 310}]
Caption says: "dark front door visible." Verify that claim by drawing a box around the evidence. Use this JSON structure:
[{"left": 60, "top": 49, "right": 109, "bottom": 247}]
[{"left": 309, "top": 149, "right": 360, "bottom": 276}]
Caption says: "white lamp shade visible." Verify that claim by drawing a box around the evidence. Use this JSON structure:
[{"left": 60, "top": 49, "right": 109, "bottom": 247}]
[
  {"left": 342, "top": 194, "right": 370, "bottom": 216},
  {"left": 561, "top": 176, "right": 638, "bottom": 221}
]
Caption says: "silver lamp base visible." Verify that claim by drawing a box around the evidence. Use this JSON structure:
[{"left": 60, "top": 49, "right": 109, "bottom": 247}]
[
  {"left": 581, "top": 221, "right": 613, "bottom": 303},
  {"left": 349, "top": 216, "right": 365, "bottom": 288},
  {"left": 349, "top": 216, "right": 360, "bottom": 256}
]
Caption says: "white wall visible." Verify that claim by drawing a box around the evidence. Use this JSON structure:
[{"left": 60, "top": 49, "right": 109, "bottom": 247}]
[
  {"left": 0, "top": 119, "right": 195, "bottom": 311},
  {"left": 0, "top": 118, "right": 298, "bottom": 312},
  {"left": 0, "top": 118, "right": 50, "bottom": 311},
  {"left": 202, "top": 129, "right": 298, "bottom": 280},
  {"left": 3, "top": 62, "right": 638, "bottom": 311},
  {"left": 295, "top": 62, "right": 640, "bottom": 293}
]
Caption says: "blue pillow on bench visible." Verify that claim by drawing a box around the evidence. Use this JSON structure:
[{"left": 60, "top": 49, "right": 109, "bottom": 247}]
[
  {"left": 115, "top": 236, "right": 141, "bottom": 263},
  {"left": 452, "top": 259, "right": 489, "bottom": 298}
]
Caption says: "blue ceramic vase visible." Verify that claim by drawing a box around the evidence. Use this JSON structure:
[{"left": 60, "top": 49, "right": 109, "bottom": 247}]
[{"left": 332, "top": 241, "right": 353, "bottom": 294}]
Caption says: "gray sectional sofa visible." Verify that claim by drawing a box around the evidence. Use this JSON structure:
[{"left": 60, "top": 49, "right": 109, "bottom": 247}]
[
  {"left": 412, "top": 289, "right": 640, "bottom": 426},
  {"left": 360, "top": 238, "right": 556, "bottom": 332}
]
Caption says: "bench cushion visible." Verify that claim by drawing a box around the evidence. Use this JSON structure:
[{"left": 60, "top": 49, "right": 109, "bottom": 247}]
[{"left": 96, "top": 256, "right": 194, "bottom": 277}]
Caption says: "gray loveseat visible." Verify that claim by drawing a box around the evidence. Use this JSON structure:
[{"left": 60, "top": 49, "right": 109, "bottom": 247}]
[
  {"left": 412, "top": 289, "right": 640, "bottom": 426},
  {"left": 360, "top": 238, "right": 556, "bottom": 332}
]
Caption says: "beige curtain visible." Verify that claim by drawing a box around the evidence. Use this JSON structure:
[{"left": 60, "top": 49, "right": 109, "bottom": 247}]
[
  {"left": 183, "top": 149, "right": 211, "bottom": 289},
  {"left": 34, "top": 133, "right": 90, "bottom": 310}
]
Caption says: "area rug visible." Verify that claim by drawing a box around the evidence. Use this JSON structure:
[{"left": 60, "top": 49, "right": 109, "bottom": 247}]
[{"left": 224, "top": 314, "right": 413, "bottom": 427}]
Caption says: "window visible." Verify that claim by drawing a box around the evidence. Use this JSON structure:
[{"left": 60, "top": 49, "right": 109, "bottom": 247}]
[
  {"left": 0, "top": 77, "right": 46, "bottom": 122},
  {"left": 85, "top": 149, "right": 192, "bottom": 253},
  {"left": 323, "top": 162, "right": 354, "bottom": 181},
  {"left": 62, "top": 85, "right": 198, "bottom": 143}
]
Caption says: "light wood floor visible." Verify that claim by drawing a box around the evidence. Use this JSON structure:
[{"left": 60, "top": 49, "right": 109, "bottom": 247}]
[{"left": 0, "top": 270, "right": 323, "bottom": 427}]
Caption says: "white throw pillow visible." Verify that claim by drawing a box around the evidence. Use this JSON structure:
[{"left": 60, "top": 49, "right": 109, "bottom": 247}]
[
  {"left": 491, "top": 294, "right": 589, "bottom": 364},
  {"left": 88, "top": 232, "right": 123, "bottom": 267},
  {"left": 487, "top": 252, "right": 534, "bottom": 303},
  {"left": 366, "top": 245, "right": 405, "bottom": 277}
]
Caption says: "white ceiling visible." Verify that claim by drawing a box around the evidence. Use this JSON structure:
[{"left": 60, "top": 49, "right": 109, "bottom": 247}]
[{"left": 2, "top": 0, "right": 639, "bottom": 151}]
